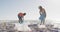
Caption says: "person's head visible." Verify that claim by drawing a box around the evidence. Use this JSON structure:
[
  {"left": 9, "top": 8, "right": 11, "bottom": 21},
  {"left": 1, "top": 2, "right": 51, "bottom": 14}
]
[
  {"left": 38, "top": 6, "right": 42, "bottom": 9},
  {"left": 23, "top": 13, "right": 26, "bottom": 15}
]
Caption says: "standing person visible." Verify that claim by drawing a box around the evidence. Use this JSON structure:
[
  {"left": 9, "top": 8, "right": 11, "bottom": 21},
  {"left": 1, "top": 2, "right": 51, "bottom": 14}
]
[
  {"left": 39, "top": 6, "right": 46, "bottom": 25},
  {"left": 18, "top": 12, "right": 26, "bottom": 24}
]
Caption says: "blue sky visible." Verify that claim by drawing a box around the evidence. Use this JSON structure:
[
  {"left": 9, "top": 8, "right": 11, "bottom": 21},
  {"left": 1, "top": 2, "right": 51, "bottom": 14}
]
[{"left": 0, "top": 0, "right": 60, "bottom": 21}]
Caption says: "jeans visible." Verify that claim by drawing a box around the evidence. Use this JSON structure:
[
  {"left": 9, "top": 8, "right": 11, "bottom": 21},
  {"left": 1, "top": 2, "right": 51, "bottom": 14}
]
[{"left": 39, "top": 15, "right": 45, "bottom": 24}]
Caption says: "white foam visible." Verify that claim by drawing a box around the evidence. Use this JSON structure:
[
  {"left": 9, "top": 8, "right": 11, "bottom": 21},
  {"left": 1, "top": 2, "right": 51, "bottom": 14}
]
[{"left": 14, "top": 23, "right": 31, "bottom": 31}]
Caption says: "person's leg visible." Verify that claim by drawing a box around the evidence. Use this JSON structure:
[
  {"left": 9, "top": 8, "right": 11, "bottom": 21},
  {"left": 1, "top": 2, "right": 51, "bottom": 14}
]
[
  {"left": 18, "top": 16, "right": 20, "bottom": 23},
  {"left": 21, "top": 18, "right": 23, "bottom": 23},
  {"left": 19, "top": 18, "right": 22, "bottom": 23},
  {"left": 19, "top": 17, "right": 24, "bottom": 24},
  {"left": 18, "top": 16, "right": 23, "bottom": 24},
  {"left": 40, "top": 19, "right": 43, "bottom": 25},
  {"left": 42, "top": 19, "right": 45, "bottom": 25},
  {"left": 39, "top": 17, "right": 43, "bottom": 25}
]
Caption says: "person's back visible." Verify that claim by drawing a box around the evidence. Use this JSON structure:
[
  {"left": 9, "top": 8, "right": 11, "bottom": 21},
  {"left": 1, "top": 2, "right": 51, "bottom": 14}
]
[{"left": 40, "top": 8, "right": 46, "bottom": 18}]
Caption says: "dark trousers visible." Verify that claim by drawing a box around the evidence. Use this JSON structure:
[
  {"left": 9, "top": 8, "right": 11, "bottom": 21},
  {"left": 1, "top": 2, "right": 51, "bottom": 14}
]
[{"left": 18, "top": 16, "right": 23, "bottom": 24}]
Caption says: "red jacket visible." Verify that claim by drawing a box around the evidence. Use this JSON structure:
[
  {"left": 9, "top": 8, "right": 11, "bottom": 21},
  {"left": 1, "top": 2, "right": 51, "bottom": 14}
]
[{"left": 18, "top": 13, "right": 24, "bottom": 17}]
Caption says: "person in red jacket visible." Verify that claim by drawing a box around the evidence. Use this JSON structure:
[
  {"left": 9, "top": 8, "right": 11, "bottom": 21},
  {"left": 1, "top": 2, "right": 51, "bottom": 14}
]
[{"left": 18, "top": 12, "right": 26, "bottom": 24}]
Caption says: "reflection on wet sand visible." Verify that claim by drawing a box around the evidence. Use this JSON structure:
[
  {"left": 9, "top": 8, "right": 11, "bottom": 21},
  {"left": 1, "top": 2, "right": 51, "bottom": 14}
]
[{"left": 0, "top": 20, "right": 59, "bottom": 32}]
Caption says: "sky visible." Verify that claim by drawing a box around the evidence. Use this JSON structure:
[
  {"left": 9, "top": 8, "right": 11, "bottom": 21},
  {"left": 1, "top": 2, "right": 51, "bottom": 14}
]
[{"left": 0, "top": 0, "right": 60, "bottom": 21}]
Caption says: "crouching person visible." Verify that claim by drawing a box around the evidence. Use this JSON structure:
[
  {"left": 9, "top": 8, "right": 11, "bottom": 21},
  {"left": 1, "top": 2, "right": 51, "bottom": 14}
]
[{"left": 18, "top": 12, "right": 26, "bottom": 24}]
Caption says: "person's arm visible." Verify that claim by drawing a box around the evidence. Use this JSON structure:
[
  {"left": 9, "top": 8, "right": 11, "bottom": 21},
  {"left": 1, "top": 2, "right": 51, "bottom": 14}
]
[
  {"left": 44, "top": 9, "right": 46, "bottom": 17},
  {"left": 40, "top": 12, "right": 42, "bottom": 15},
  {"left": 39, "top": 9, "right": 42, "bottom": 15},
  {"left": 39, "top": 11, "right": 42, "bottom": 15}
]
